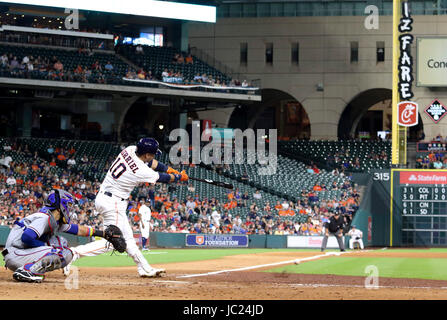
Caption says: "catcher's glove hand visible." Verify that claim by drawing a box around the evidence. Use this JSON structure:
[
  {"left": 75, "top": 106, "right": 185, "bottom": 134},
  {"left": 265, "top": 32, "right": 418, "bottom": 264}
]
[{"left": 104, "top": 225, "right": 127, "bottom": 253}]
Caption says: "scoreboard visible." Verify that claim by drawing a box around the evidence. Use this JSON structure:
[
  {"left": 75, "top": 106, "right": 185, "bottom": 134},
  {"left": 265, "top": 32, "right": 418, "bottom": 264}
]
[
  {"left": 401, "top": 186, "right": 447, "bottom": 215},
  {"left": 392, "top": 170, "right": 447, "bottom": 246}
]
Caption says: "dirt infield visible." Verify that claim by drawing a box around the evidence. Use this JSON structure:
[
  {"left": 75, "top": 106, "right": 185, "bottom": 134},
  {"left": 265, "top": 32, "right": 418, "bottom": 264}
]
[{"left": 1, "top": 249, "right": 447, "bottom": 300}]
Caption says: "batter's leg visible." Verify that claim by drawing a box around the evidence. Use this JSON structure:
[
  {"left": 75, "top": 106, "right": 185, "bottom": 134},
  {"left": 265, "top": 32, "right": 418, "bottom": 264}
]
[{"left": 120, "top": 217, "right": 164, "bottom": 277}]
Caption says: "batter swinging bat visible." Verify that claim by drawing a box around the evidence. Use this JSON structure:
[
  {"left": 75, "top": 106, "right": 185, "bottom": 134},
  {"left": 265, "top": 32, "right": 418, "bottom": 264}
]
[{"left": 189, "top": 177, "right": 234, "bottom": 190}]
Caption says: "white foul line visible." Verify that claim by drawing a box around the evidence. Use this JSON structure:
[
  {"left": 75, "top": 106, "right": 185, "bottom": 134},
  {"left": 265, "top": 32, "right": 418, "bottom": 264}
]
[{"left": 176, "top": 251, "right": 352, "bottom": 279}]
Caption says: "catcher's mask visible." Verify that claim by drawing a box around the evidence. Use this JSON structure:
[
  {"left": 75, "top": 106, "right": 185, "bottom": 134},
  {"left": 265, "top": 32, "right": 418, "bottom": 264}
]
[{"left": 45, "top": 189, "right": 75, "bottom": 224}]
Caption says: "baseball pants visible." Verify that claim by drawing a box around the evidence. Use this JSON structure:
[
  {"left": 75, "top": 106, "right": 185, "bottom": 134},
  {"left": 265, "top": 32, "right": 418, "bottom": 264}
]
[
  {"left": 321, "top": 229, "right": 345, "bottom": 251},
  {"left": 4, "top": 236, "right": 73, "bottom": 272},
  {"left": 349, "top": 238, "right": 364, "bottom": 249},
  {"left": 139, "top": 222, "right": 150, "bottom": 248},
  {"left": 69, "top": 192, "right": 154, "bottom": 275}
]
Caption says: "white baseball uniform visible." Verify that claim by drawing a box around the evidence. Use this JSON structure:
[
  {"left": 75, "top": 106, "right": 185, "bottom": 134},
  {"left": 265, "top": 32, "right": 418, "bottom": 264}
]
[
  {"left": 348, "top": 228, "right": 364, "bottom": 249},
  {"left": 138, "top": 204, "right": 151, "bottom": 239},
  {"left": 68, "top": 146, "right": 160, "bottom": 276}
]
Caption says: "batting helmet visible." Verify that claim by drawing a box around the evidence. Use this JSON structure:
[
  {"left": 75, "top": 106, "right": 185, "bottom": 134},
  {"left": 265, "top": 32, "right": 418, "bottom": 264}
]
[
  {"left": 45, "top": 189, "right": 76, "bottom": 224},
  {"left": 136, "top": 137, "right": 162, "bottom": 156}
]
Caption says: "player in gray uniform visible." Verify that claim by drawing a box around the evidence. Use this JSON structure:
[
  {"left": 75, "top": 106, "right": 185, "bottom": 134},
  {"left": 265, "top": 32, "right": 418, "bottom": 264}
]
[{"left": 2, "top": 189, "right": 110, "bottom": 283}]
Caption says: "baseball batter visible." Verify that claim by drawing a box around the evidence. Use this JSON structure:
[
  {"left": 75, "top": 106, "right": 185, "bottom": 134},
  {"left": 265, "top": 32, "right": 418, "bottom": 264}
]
[
  {"left": 138, "top": 199, "right": 151, "bottom": 251},
  {"left": 64, "top": 138, "right": 188, "bottom": 278},
  {"left": 2, "top": 189, "right": 110, "bottom": 283}
]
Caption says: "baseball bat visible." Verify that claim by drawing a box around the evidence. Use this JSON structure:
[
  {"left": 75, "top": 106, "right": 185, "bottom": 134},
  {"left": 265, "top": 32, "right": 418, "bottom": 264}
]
[{"left": 189, "top": 177, "right": 234, "bottom": 190}]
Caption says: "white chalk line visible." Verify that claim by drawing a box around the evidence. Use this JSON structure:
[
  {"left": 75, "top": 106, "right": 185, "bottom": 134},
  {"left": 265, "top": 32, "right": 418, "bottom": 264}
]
[
  {"left": 153, "top": 280, "right": 190, "bottom": 284},
  {"left": 176, "top": 250, "right": 354, "bottom": 279},
  {"left": 287, "top": 283, "right": 447, "bottom": 290}
]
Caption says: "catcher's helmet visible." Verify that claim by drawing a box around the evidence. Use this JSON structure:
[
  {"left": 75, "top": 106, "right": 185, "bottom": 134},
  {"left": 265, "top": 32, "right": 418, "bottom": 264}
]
[
  {"left": 45, "top": 189, "right": 75, "bottom": 224},
  {"left": 136, "top": 137, "right": 162, "bottom": 156}
]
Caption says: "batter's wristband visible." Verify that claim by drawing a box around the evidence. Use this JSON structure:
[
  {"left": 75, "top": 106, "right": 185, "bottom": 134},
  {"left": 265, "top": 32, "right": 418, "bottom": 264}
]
[{"left": 92, "top": 228, "right": 105, "bottom": 238}]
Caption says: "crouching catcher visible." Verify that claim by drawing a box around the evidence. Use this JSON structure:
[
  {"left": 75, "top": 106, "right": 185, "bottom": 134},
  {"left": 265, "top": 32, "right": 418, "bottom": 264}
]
[{"left": 1, "top": 189, "right": 124, "bottom": 283}]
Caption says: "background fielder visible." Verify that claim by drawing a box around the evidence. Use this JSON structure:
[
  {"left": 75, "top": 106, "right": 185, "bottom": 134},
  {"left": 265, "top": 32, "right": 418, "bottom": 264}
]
[
  {"left": 348, "top": 225, "right": 364, "bottom": 249},
  {"left": 138, "top": 199, "right": 152, "bottom": 251}
]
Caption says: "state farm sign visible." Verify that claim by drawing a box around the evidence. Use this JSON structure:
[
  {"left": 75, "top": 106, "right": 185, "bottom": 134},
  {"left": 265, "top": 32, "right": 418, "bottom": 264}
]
[{"left": 400, "top": 171, "right": 447, "bottom": 184}]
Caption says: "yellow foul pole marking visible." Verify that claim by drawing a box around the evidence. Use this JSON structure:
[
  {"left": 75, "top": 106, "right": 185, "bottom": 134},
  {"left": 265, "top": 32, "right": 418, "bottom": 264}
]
[{"left": 392, "top": 0, "right": 402, "bottom": 165}]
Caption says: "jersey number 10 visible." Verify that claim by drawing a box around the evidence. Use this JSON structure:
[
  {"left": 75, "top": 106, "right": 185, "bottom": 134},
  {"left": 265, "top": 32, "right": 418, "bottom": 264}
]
[{"left": 110, "top": 158, "right": 126, "bottom": 179}]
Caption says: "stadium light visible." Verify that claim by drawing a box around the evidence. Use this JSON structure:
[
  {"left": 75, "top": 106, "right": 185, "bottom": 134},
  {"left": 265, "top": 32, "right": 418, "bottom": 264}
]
[{"left": 0, "top": 0, "right": 217, "bottom": 23}]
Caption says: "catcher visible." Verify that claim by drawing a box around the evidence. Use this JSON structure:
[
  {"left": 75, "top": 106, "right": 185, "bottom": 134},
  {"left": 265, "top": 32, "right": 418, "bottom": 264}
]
[{"left": 1, "top": 189, "right": 124, "bottom": 283}]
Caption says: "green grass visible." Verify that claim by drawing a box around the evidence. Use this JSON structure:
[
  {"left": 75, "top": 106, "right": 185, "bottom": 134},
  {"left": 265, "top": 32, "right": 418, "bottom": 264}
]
[
  {"left": 376, "top": 248, "right": 447, "bottom": 253},
  {"left": 4, "top": 247, "right": 447, "bottom": 281},
  {"left": 265, "top": 256, "right": 447, "bottom": 281},
  {"left": 0, "top": 248, "right": 316, "bottom": 268}
]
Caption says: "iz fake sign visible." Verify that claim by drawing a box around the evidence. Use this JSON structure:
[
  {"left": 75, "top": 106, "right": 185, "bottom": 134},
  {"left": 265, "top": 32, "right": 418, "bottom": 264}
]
[{"left": 398, "top": 1, "right": 414, "bottom": 100}]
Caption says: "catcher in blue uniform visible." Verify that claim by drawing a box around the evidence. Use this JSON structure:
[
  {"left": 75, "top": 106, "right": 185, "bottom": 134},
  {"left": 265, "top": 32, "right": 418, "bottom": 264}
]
[{"left": 1, "top": 189, "right": 126, "bottom": 283}]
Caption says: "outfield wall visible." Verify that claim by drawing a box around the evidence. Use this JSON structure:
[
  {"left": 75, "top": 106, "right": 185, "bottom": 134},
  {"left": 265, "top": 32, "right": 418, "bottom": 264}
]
[{"left": 148, "top": 232, "right": 348, "bottom": 249}]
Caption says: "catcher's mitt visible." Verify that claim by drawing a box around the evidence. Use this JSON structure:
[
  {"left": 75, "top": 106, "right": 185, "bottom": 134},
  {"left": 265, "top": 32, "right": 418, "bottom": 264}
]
[{"left": 104, "top": 225, "right": 127, "bottom": 253}]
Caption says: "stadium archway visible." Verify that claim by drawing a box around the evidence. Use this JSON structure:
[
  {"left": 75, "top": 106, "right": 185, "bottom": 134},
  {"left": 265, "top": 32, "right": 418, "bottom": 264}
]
[
  {"left": 120, "top": 97, "right": 170, "bottom": 144},
  {"left": 228, "top": 89, "right": 310, "bottom": 139},
  {"left": 338, "top": 88, "right": 424, "bottom": 141}
]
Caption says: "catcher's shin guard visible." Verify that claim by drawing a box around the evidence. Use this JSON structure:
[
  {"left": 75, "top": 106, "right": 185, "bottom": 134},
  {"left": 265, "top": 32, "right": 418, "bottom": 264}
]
[{"left": 26, "top": 247, "right": 73, "bottom": 275}]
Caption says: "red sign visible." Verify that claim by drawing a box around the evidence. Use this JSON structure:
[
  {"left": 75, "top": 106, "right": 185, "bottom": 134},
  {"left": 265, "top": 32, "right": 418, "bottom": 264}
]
[
  {"left": 400, "top": 171, "right": 447, "bottom": 184},
  {"left": 308, "top": 238, "right": 323, "bottom": 246},
  {"left": 397, "top": 101, "right": 418, "bottom": 127},
  {"left": 368, "top": 217, "right": 372, "bottom": 242}
]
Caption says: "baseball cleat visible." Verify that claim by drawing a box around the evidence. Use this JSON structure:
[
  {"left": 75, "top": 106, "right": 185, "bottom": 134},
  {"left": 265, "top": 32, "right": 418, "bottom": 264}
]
[
  {"left": 139, "top": 268, "right": 166, "bottom": 278},
  {"left": 13, "top": 267, "right": 44, "bottom": 283}
]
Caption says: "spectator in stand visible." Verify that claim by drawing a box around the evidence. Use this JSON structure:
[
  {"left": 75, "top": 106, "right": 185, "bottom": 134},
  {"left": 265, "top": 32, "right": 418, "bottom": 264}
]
[
  {"left": 9, "top": 56, "right": 19, "bottom": 70},
  {"left": 185, "top": 54, "right": 193, "bottom": 64},
  {"left": 1, "top": 53, "right": 8, "bottom": 67},
  {"left": 47, "top": 145, "right": 54, "bottom": 155},
  {"left": 54, "top": 60, "right": 63, "bottom": 72},
  {"left": 135, "top": 45, "right": 144, "bottom": 54},
  {"left": 193, "top": 73, "right": 201, "bottom": 82},
  {"left": 434, "top": 158, "right": 443, "bottom": 169},
  {"left": 22, "top": 55, "right": 29, "bottom": 65},
  {"left": 91, "top": 60, "right": 102, "bottom": 71},
  {"left": 6, "top": 175, "right": 16, "bottom": 186},
  {"left": 104, "top": 61, "right": 114, "bottom": 71}
]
